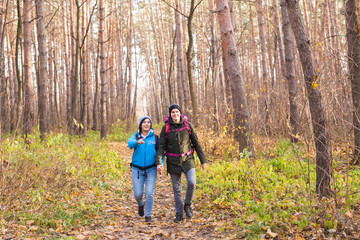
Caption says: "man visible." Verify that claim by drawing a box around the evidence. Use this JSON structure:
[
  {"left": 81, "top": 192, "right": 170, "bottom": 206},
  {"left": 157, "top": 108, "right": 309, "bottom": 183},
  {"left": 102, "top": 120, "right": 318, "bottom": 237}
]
[{"left": 156, "top": 104, "right": 207, "bottom": 222}]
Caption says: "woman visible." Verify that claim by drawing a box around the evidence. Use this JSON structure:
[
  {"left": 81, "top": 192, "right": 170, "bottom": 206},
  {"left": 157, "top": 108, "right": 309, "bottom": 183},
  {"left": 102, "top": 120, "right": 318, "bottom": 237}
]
[
  {"left": 156, "top": 104, "right": 207, "bottom": 223},
  {"left": 128, "top": 116, "right": 158, "bottom": 223}
]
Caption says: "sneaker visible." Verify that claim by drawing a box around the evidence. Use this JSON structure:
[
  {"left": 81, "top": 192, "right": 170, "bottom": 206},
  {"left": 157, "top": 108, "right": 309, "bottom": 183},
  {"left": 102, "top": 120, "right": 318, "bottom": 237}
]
[
  {"left": 138, "top": 205, "right": 144, "bottom": 217},
  {"left": 174, "top": 212, "right": 183, "bottom": 223},
  {"left": 184, "top": 204, "right": 193, "bottom": 219},
  {"left": 145, "top": 216, "right": 152, "bottom": 222}
]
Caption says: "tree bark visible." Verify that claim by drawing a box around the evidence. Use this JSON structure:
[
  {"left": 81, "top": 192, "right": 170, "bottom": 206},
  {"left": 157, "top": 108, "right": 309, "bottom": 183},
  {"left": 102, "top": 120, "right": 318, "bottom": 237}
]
[
  {"left": 286, "top": 0, "right": 332, "bottom": 198},
  {"left": 215, "top": 0, "right": 254, "bottom": 155}
]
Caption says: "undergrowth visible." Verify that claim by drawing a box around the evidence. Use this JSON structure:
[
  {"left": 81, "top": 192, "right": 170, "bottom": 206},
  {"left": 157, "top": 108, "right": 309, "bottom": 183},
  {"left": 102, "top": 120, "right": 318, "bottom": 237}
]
[
  {"left": 0, "top": 125, "right": 130, "bottom": 235},
  {"left": 1, "top": 124, "right": 359, "bottom": 239},
  {"left": 196, "top": 138, "right": 360, "bottom": 239}
]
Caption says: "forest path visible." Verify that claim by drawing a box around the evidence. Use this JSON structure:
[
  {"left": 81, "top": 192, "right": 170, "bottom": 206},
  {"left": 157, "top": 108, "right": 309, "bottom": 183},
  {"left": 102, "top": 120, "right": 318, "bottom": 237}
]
[{"left": 81, "top": 141, "right": 229, "bottom": 240}]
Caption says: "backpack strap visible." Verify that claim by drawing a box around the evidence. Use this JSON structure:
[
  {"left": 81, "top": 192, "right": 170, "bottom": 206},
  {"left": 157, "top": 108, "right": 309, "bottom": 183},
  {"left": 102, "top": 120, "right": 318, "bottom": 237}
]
[
  {"left": 182, "top": 115, "right": 192, "bottom": 136},
  {"left": 155, "top": 135, "right": 159, "bottom": 151},
  {"left": 165, "top": 115, "right": 171, "bottom": 138}
]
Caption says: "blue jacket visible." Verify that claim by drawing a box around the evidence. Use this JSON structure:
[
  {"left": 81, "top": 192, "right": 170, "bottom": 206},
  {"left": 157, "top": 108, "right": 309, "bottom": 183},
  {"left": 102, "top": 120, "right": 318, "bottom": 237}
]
[{"left": 128, "top": 128, "right": 157, "bottom": 169}]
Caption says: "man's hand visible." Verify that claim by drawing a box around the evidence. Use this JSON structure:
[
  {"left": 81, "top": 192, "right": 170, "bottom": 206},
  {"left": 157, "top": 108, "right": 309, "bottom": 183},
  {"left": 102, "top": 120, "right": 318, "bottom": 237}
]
[
  {"left": 157, "top": 165, "right": 164, "bottom": 175},
  {"left": 201, "top": 163, "right": 207, "bottom": 170}
]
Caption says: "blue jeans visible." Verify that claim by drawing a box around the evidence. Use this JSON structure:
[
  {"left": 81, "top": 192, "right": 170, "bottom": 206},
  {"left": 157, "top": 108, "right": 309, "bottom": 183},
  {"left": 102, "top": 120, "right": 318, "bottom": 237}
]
[
  {"left": 170, "top": 168, "right": 196, "bottom": 215},
  {"left": 132, "top": 167, "right": 157, "bottom": 217}
]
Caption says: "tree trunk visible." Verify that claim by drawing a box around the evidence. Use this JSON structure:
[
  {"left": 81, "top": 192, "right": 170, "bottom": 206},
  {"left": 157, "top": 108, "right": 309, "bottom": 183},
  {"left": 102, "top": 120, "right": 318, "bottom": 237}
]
[
  {"left": 92, "top": 42, "right": 100, "bottom": 130},
  {"left": 256, "top": 0, "right": 271, "bottom": 136},
  {"left": 126, "top": 0, "right": 133, "bottom": 120},
  {"left": 15, "top": 0, "right": 22, "bottom": 132},
  {"left": 115, "top": 0, "right": 124, "bottom": 120},
  {"left": 186, "top": 0, "right": 199, "bottom": 122},
  {"left": 280, "top": 0, "right": 300, "bottom": 143},
  {"left": 286, "top": 0, "right": 332, "bottom": 198},
  {"left": 175, "top": 0, "right": 185, "bottom": 107},
  {"left": 36, "top": 0, "right": 49, "bottom": 140},
  {"left": 62, "top": 0, "right": 71, "bottom": 132},
  {"left": 208, "top": 0, "right": 220, "bottom": 130},
  {"left": 0, "top": 0, "right": 10, "bottom": 135},
  {"left": 71, "top": 0, "right": 81, "bottom": 134},
  {"left": 23, "top": 0, "right": 34, "bottom": 138},
  {"left": 273, "top": 0, "right": 286, "bottom": 78},
  {"left": 215, "top": 0, "right": 255, "bottom": 155},
  {"left": 99, "top": 0, "right": 107, "bottom": 138},
  {"left": 345, "top": 0, "right": 360, "bottom": 164}
]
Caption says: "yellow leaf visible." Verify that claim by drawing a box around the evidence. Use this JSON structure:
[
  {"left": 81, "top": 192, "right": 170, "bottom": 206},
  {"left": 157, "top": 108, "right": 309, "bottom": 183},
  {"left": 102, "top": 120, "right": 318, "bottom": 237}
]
[
  {"left": 267, "top": 228, "right": 278, "bottom": 238},
  {"left": 312, "top": 82, "right": 318, "bottom": 89}
]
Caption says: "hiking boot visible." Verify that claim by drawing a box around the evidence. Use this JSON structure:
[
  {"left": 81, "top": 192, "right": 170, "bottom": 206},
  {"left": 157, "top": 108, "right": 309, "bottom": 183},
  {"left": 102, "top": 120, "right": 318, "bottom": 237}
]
[
  {"left": 174, "top": 213, "right": 183, "bottom": 223},
  {"left": 145, "top": 216, "right": 152, "bottom": 222},
  {"left": 184, "top": 204, "right": 193, "bottom": 219},
  {"left": 138, "top": 205, "right": 144, "bottom": 217}
]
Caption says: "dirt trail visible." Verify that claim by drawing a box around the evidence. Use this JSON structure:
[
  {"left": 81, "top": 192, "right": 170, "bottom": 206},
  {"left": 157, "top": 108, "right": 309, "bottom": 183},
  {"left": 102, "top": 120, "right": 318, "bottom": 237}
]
[{"left": 93, "top": 141, "right": 228, "bottom": 240}]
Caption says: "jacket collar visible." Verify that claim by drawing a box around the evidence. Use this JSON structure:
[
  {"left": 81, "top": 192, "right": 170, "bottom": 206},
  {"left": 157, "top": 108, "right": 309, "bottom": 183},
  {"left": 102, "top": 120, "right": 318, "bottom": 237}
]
[{"left": 136, "top": 128, "right": 155, "bottom": 138}]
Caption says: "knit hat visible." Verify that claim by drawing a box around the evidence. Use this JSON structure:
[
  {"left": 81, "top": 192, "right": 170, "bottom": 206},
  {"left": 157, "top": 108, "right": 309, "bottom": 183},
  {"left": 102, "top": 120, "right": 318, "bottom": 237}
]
[
  {"left": 138, "top": 116, "right": 152, "bottom": 127},
  {"left": 169, "top": 104, "right": 182, "bottom": 115}
]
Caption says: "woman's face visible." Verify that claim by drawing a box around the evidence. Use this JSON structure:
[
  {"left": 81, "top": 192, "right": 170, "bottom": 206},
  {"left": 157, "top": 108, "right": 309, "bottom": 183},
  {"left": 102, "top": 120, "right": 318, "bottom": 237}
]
[
  {"left": 141, "top": 119, "right": 151, "bottom": 132},
  {"left": 171, "top": 109, "right": 181, "bottom": 123}
]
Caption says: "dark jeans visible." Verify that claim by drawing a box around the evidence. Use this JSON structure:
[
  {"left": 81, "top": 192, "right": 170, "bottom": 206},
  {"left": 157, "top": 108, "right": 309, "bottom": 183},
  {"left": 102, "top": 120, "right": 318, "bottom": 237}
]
[{"left": 170, "top": 168, "right": 196, "bottom": 214}]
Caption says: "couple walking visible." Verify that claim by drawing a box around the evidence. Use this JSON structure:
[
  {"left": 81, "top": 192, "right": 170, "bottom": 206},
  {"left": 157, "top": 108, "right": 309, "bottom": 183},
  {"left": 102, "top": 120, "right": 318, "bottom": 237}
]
[{"left": 127, "top": 104, "right": 207, "bottom": 223}]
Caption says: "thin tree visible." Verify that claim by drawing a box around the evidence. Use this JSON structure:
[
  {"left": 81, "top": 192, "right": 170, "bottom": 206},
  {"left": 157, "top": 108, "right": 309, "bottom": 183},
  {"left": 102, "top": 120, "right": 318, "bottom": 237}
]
[
  {"left": 175, "top": 0, "right": 185, "bottom": 107},
  {"left": 186, "top": 0, "right": 199, "bottom": 121},
  {"left": 215, "top": 0, "right": 254, "bottom": 155},
  {"left": 0, "top": 0, "right": 10, "bottom": 135},
  {"left": 23, "top": 0, "right": 34, "bottom": 138},
  {"left": 15, "top": 0, "right": 22, "bottom": 131},
  {"left": 256, "top": 0, "right": 271, "bottom": 135},
  {"left": 285, "top": 0, "right": 332, "bottom": 198},
  {"left": 99, "top": 0, "right": 107, "bottom": 138},
  {"left": 125, "top": 0, "right": 133, "bottom": 120},
  {"left": 280, "top": 0, "right": 300, "bottom": 143},
  {"left": 36, "top": 0, "right": 49, "bottom": 140}
]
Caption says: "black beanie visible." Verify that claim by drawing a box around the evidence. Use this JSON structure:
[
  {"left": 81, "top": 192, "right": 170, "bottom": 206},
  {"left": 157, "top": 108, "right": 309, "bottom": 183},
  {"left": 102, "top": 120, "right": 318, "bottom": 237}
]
[{"left": 169, "top": 104, "right": 182, "bottom": 115}]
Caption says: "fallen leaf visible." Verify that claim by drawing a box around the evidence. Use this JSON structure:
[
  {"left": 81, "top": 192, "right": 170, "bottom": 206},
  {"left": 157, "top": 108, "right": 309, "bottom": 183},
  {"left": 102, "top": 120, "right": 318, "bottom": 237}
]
[
  {"left": 267, "top": 228, "right": 278, "bottom": 238},
  {"left": 26, "top": 220, "right": 35, "bottom": 225}
]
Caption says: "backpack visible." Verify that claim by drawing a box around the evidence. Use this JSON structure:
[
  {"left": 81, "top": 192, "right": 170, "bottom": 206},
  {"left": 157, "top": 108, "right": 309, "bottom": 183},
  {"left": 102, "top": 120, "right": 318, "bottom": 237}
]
[{"left": 164, "top": 114, "right": 192, "bottom": 138}]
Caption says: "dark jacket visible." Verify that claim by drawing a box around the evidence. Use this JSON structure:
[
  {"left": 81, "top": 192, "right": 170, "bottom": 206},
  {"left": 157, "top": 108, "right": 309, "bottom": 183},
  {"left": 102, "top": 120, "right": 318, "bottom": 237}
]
[{"left": 155, "top": 116, "right": 207, "bottom": 174}]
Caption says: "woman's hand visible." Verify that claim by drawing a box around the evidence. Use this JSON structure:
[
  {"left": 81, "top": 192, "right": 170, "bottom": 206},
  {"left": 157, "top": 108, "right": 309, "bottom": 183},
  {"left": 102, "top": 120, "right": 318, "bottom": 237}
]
[
  {"left": 137, "top": 139, "right": 145, "bottom": 144},
  {"left": 157, "top": 165, "right": 164, "bottom": 175}
]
